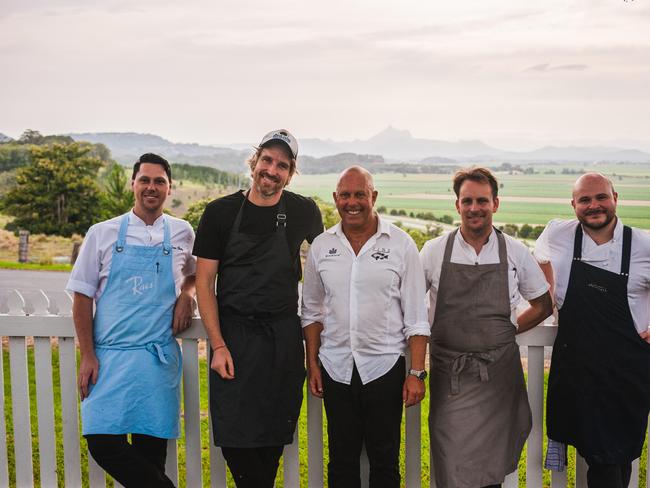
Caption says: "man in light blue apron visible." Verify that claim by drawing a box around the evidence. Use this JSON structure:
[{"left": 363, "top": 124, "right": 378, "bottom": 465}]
[{"left": 67, "top": 153, "right": 196, "bottom": 487}]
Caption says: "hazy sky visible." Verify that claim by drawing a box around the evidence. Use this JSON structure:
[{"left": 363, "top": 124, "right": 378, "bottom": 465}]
[{"left": 2, "top": 0, "right": 649, "bottom": 150}]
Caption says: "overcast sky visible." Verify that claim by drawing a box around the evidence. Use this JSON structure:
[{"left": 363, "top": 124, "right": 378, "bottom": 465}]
[{"left": 2, "top": 0, "right": 649, "bottom": 150}]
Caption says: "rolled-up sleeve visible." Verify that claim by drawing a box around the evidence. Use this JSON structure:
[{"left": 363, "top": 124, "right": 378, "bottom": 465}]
[
  {"left": 400, "top": 239, "right": 431, "bottom": 338},
  {"left": 66, "top": 226, "right": 100, "bottom": 299},
  {"left": 300, "top": 244, "right": 326, "bottom": 327},
  {"left": 533, "top": 220, "right": 555, "bottom": 264}
]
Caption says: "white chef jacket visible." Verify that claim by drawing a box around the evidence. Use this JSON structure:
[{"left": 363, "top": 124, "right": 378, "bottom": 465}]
[
  {"left": 420, "top": 229, "right": 549, "bottom": 324},
  {"left": 534, "top": 218, "right": 650, "bottom": 333},
  {"left": 301, "top": 217, "right": 430, "bottom": 385},
  {"left": 67, "top": 210, "right": 196, "bottom": 300}
]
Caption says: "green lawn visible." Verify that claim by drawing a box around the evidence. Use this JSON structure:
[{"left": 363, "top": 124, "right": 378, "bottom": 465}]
[{"left": 2, "top": 346, "right": 647, "bottom": 487}]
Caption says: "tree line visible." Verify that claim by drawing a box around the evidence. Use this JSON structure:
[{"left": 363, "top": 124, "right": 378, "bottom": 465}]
[{"left": 0, "top": 132, "right": 242, "bottom": 237}]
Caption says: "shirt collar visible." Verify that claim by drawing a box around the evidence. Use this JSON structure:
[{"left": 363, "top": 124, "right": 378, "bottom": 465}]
[
  {"left": 455, "top": 226, "right": 496, "bottom": 250},
  {"left": 579, "top": 217, "right": 623, "bottom": 244},
  {"left": 129, "top": 209, "right": 165, "bottom": 228},
  {"left": 327, "top": 213, "right": 390, "bottom": 238}
]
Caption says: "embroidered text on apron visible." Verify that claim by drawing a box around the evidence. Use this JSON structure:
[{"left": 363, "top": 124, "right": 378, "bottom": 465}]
[
  {"left": 429, "top": 229, "right": 531, "bottom": 488},
  {"left": 547, "top": 225, "right": 650, "bottom": 464},
  {"left": 210, "top": 192, "right": 305, "bottom": 447},
  {"left": 82, "top": 214, "right": 182, "bottom": 438}
]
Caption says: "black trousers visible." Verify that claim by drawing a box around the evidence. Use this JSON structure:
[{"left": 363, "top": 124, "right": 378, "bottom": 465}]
[
  {"left": 586, "top": 460, "right": 632, "bottom": 488},
  {"left": 85, "top": 434, "right": 174, "bottom": 488},
  {"left": 322, "top": 357, "right": 405, "bottom": 488},
  {"left": 221, "top": 446, "right": 284, "bottom": 488}
]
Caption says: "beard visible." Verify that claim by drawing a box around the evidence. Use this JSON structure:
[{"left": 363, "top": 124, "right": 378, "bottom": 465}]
[
  {"left": 578, "top": 209, "right": 616, "bottom": 230},
  {"left": 254, "top": 171, "right": 283, "bottom": 197}
]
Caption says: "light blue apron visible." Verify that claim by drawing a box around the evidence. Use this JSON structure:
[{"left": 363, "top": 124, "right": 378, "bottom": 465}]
[{"left": 81, "top": 213, "right": 182, "bottom": 439}]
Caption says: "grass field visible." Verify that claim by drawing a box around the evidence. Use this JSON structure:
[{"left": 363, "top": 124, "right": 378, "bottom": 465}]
[{"left": 288, "top": 165, "right": 650, "bottom": 229}]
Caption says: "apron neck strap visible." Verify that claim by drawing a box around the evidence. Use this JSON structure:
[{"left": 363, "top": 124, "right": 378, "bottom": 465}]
[
  {"left": 494, "top": 227, "right": 508, "bottom": 269},
  {"left": 620, "top": 225, "right": 632, "bottom": 277},
  {"left": 162, "top": 216, "right": 171, "bottom": 255},
  {"left": 443, "top": 228, "right": 459, "bottom": 263},
  {"left": 572, "top": 224, "right": 583, "bottom": 262},
  {"left": 115, "top": 213, "right": 130, "bottom": 252}
]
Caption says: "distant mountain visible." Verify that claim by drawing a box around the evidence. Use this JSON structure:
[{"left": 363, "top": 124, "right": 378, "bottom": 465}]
[
  {"left": 69, "top": 132, "right": 250, "bottom": 172},
  {"left": 0, "top": 133, "right": 13, "bottom": 143},
  {"left": 69, "top": 130, "right": 650, "bottom": 174}
]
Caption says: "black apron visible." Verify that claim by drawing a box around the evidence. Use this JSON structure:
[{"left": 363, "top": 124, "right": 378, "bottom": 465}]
[
  {"left": 209, "top": 192, "right": 305, "bottom": 447},
  {"left": 546, "top": 225, "right": 650, "bottom": 464}
]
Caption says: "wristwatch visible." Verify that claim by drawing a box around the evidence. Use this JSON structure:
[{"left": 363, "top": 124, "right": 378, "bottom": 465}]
[{"left": 408, "top": 368, "right": 427, "bottom": 381}]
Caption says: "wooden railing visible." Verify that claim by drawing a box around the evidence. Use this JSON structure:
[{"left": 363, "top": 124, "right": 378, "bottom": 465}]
[{"left": 0, "top": 290, "right": 648, "bottom": 487}]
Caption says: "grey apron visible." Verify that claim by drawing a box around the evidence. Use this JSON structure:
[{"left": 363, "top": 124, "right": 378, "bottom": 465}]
[{"left": 429, "top": 229, "right": 531, "bottom": 488}]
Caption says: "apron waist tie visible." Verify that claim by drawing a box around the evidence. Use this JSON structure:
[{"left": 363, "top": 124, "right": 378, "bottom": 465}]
[
  {"left": 96, "top": 341, "right": 171, "bottom": 364},
  {"left": 450, "top": 352, "right": 494, "bottom": 395},
  {"left": 145, "top": 342, "right": 169, "bottom": 364}
]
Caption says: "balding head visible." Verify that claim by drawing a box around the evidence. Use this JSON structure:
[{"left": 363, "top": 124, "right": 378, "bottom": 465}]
[
  {"left": 336, "top": 166, "right": 375, "bottom": 193},
  {"left": 572, "top": 172, "right": 615, "bottom": 199}
]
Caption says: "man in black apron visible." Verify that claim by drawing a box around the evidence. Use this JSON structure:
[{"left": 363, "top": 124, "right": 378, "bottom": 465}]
[
  {"left": 193, "top": 129, "right": 323, "bottom": 487},
  {"left": 535, "top": 173, "right": 650, "bottom": 488},
  {"left": 421, "top": 167, "right": 553, "bottom": 488}
]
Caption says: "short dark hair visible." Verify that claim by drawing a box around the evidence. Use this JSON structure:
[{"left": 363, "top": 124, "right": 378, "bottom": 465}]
[
  {"left": 132, "top": 153, "right": 172, "bottom": 181},
  {"left": 453, "top": 166, "right": 498, "bottom": 199}
]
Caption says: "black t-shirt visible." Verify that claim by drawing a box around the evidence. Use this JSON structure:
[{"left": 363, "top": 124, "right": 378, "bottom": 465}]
[{"left": 192, "top": 190, "right": 323, "bottom": 263}]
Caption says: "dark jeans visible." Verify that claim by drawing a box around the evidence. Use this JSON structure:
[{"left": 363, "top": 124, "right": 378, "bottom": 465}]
[
  {"left": 221, "top": 446, "right": 284, "bottom": 488},
  {"left": 586, "top": 460, "right": 632, "bottom": 488},
  {"left": 85, "top": 433, "right": 174, "bottom": 488},
  {"left": 322, "top": 357, "right": 405, "bottom": 488}
]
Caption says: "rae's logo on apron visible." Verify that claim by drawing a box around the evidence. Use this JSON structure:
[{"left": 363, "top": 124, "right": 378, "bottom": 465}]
[{"left": 126, "top": 275, "right": 155, "bottom": 295}]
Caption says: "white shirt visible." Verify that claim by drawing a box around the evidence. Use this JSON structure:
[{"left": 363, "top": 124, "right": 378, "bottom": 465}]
[
  {"left": 301, "top": 217, "right": 430, "bottom": 385},
  {"left": 67, "top": 211, "right": 196, "bottom": 300},
  {"left": 420, "top": 229, "right": 549, "bottom": 324},
  {"left": 534, "top": 218, "right": 650, "bottom": 333}
]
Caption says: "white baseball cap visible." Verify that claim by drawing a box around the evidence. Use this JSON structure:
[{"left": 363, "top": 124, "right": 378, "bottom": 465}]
[{"left": 258, "top": 129, "right": 298, "bottom": 159}]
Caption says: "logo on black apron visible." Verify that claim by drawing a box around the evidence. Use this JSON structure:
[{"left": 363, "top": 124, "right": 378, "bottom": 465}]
[{"left": 587, "top": 283, "right": 608, "bottom": 294}]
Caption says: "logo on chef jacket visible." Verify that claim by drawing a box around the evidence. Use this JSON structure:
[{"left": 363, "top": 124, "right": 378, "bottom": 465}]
[
  {"left": 371, "top": 247, "right": 390, "bottom": 261},
  {"left": 587, "top": 283, "right": 608, "bottom": 294},
  {"left": 126, "top": 276, "right": 155, "bottom": 296},
  {"left": 325, "top": 247, "right": 341, "bottom": 257}
]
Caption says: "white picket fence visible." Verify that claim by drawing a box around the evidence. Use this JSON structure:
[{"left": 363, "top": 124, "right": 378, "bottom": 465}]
[{"left": 0, "top": 289, "right": 648, "bottom": 487}]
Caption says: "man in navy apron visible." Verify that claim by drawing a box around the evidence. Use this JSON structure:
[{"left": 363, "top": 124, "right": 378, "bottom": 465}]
[
  {"left": 68, "top": 154, "right": 196, "bottom": 487},
  {"left": 535, "top": 173, "right": 650, "bottom": 488},
  {"left": 193, "top": 129, "right": 323, "bottom": 487}
]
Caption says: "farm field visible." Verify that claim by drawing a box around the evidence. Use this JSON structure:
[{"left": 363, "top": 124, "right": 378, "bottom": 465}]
[{"left": 288, "top": 164, "right": 650, "bottom": 229}]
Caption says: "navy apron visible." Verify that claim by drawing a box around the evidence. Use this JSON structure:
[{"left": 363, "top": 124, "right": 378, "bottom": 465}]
[
  {"left": 547, "top": 224, "right": 650, "bottom": 463},
  {"left": 81, "top": 214, "right": 182, "bottom": 438},
  {"left": 210, "top": 192, "right": 305, "bottom": 447}
]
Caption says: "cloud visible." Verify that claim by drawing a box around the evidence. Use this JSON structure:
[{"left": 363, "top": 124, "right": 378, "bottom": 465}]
[{"left": 523, "top": 63, "right": 588, "bottom": 72}]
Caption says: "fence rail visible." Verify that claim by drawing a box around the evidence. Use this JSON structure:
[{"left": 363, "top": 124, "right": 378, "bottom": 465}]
[{"left": 0, "top": 289, "right": 648, "bottom": 487}]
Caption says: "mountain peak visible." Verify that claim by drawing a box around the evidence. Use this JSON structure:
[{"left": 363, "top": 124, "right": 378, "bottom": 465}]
[{"left": 370, "top": 126, "right": 413, "bottom": 141}]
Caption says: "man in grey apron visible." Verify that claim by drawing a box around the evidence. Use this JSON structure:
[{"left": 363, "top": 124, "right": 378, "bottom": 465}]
[
  {"left": 420, "top": 167, "right": 552, "bottom": 488},
  {"left": 68, "top": 153, "right": 196, "bottom": 487},
  {"left": 535, "top": 173, "right": 650, "bottom": 488},
  {"left": 194, "top": 130, "right": 323, "bottom": 488}
]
